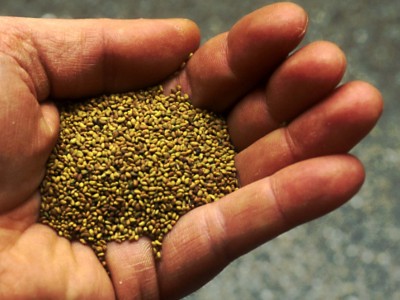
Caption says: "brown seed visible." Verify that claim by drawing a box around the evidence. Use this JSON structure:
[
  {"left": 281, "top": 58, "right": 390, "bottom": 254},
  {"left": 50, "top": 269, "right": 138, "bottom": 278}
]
[{"left": 39, "top": 84, "right": 238, "bottom": 272}]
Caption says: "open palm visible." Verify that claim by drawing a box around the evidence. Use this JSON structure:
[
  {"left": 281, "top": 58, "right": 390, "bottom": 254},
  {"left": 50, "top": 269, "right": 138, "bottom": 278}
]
[{"left": 0, "top": 3, "right": 382, "bottom": 299}]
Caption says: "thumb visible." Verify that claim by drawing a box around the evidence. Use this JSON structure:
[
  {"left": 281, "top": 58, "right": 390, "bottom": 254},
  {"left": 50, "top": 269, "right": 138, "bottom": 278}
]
[
  {"left": 0, "top": 55, "right": 58, "bottom": 212},
  {"left": 0, "top": 17, "right": 200, "bottom": 212},
  {"left": 0, "top": 17, "right": 200, "bottom": 100}
]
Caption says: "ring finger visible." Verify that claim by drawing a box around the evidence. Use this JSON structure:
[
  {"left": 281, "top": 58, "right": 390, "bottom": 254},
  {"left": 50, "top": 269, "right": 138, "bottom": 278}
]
[{"left": 228, "top": 40, "right": 347, "bottom": 151}]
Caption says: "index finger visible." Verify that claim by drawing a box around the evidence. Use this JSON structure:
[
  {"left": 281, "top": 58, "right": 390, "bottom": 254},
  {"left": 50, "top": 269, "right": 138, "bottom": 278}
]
[{"left": 166, "top": 2, "right": 308, "bottom": 112}]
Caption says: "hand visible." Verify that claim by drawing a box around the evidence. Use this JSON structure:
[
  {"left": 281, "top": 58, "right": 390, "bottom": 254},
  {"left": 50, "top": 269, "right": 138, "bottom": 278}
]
[{"left": 0, "top": 3, "right": 382, "bottom": 299}]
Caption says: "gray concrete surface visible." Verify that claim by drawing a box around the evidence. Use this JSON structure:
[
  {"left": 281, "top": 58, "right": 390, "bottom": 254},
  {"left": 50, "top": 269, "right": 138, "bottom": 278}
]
[{"left": 1, "top": 0, "right": 398, "bottom": 299}]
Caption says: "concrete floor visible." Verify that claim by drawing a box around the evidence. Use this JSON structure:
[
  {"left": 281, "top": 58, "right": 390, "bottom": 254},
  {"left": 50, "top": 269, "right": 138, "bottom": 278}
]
[{"left": 1, "top": 0, "right": 399, "bottom": 299}]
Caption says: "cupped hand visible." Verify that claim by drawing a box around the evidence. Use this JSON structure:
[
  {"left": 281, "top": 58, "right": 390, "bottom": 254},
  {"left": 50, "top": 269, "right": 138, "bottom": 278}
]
[{"left": 0, "top": 3, "right": 382, "bottom": 299}]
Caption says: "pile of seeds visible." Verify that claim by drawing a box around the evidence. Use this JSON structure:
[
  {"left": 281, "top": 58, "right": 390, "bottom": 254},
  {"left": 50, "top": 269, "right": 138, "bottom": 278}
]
[{"left": 39, "top": 85, "right": 238, "bottom": 269}]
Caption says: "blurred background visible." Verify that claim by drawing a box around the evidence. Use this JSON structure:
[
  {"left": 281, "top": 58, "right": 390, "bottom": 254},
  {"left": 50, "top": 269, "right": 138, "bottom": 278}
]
[{"left": 1, "top": 0, "right": 398, "bottom": 299}]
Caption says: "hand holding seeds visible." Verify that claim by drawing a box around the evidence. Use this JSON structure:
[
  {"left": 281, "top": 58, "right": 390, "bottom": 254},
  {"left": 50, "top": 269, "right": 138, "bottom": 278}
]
[{"left": 0, "top": 2, "right": 382, "bottom": 299}]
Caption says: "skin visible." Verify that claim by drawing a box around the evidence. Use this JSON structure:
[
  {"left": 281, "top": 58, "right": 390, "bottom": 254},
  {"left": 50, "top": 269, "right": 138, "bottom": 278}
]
[{"left": 0, "top": 2, "right": 382, "bottom": 300}]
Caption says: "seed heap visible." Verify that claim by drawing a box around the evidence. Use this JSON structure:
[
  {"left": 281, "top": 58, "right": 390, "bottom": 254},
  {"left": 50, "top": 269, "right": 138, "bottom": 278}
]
[{"left": 39, "top": 85, "right": 238, "bottom": 269}]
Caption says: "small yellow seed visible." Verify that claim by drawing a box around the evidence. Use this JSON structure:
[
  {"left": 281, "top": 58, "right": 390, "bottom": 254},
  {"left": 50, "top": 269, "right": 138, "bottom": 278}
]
[{"left": 39, "top": 84, "right": 238, "bottom": 272}]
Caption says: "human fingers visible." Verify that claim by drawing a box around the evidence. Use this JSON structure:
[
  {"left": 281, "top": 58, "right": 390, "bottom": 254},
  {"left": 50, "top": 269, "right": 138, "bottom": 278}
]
[
  {"left": 155, "top": 155, "right": 364, "bottom": 299},
  {"left": 104, "top": 155, "right": 364, "bottom": 299},
  {"left": 0, "top": 193, "right": 112, "bottom": 299},
  {"left": 0, "top": 17, "right": 199, "bottom": 212},
  {"left": 0, "top": 17, "right": 200, "bottom": 101},
  {"left": 235, "top": 81, "right": 383, "bottom": 186},
  {"left": 106, "top": 239, "right": 159, "bottom": 300},
  {"left": 0, "top": 226, "right": 113, "bottom": 299},
  {"left": 0, "top": 54, "right": 59, "bottom": 212},
  {"left": 166, "top": 2, "right": 308, "bottom": 112},
  {"left": 228, "top": 40, "right": 347, "bottom": 150}
]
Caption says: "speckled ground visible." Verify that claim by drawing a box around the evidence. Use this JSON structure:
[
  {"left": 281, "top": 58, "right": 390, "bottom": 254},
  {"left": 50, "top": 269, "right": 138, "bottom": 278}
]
[{"left": 1, "top": 1, "right": 399, "bottom": 299}]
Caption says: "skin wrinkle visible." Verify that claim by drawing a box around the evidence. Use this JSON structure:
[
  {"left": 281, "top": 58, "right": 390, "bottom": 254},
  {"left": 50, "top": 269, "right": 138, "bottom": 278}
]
[
  {"left": 137, "top": 248, "right": 158, "bottom": 300},
  {"left": 268, "top": 175, "right": 294, "bottom": 230},
  {"left": 67, "top": 27, "right": 89, "bottom": 92},
  {"left": 37, "top": 32, "right": 67, "bottom": 97},
  {"left": 27, "top": 25, "right": 51, "bottom": 101},
  {"left": 282, "top": 125, "right": 301, "bottom": 163},
  {"left": 224, "top": 33, "right": 241, "bottom": 85},
  {"left": 30, "top": 20, "right": 96, "bottom": 99},
  {"left": 258, "top": 89, "right": 279, "bottom": 129},
  {"left": 203, "top": 202, "right": 231, "bottom": 265},
  {"left": 53, "top": 31, "right": 87, "bottom": 94},
  {"left": 20, "top": 23, "right": 50, "bottom": 101},
  {"left": 0, "top": 20, "right": 47, "bottom": 100},
  {"left": 185, "top": 32, "right": 236, "bottom": 111},
  {"left": 0, "top": 52, "right": 37, "bottom": 101},
  {"left": 264, "top": 100, "right": 282, "bottom": 131},
  {"left": 0, "top": 5, "right": 383, "bottom": 298},
  {"left": 100, "top": 22, "right": 112, "bottom": 94},
  {"left": 99, "top": 20, "right": 133, "bottom": 94},
  {"left": 226, "top": 46, "right": 269, "bottom": 115},
  {"left": 158, "top": 208, "right": 230, "bottom": 300},
  {"left": 223, "top": 34, "right": 258, "bottom": 113},
  {"left": 109, "top": 240, "right": 158, "bottom": 300},
  {"left": 0, "top": 29, "right": 54, "bottom": 194}
]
